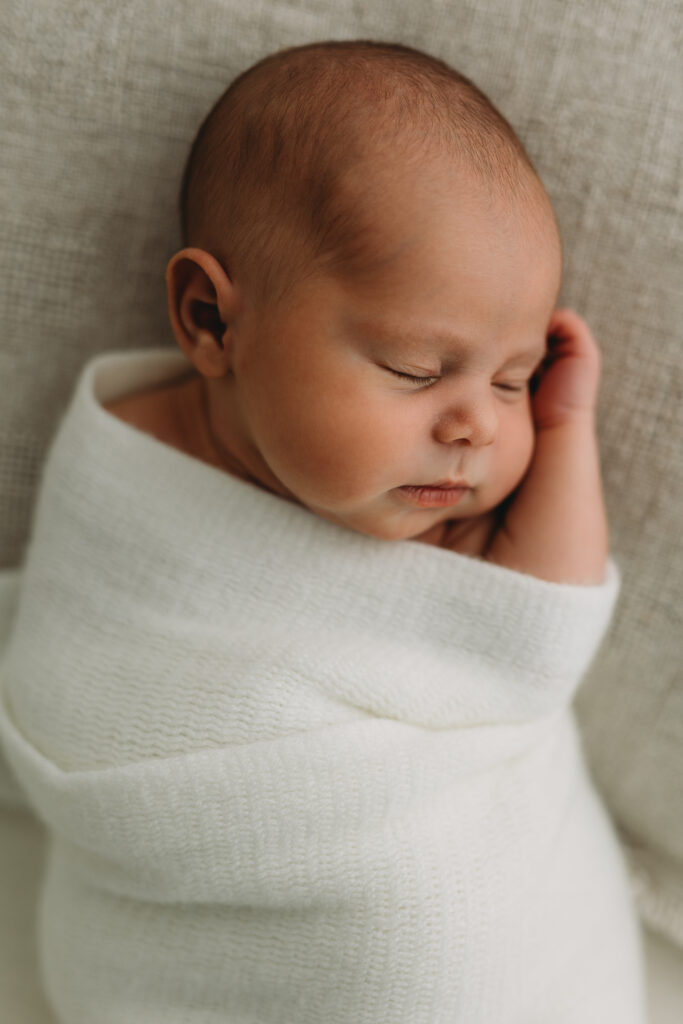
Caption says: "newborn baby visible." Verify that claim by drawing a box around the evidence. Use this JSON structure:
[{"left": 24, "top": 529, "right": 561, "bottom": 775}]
[
  {"left": 0, "top": 40, "right": 645, "bottom": 1023},
  {"left": 115, "top": 42, "right": 603, "bottom": 583}
]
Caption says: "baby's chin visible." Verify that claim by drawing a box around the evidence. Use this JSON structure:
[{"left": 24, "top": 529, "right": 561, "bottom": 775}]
[
  {"left": 302, "top": 500, "right": 473, "bottom": 545},
  {"left": 301, "top": 488, "right": 508, "bottom": 555},
  {"left": 299, "top": 500, "right": 431, "bottom": 542},
  {"left": 337, "top": 515, "right": 496, "bottom": 556}
]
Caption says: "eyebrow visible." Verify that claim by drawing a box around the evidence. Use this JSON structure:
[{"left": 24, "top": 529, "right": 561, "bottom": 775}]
[{"left": 354, "top": 320, "right": 546, "bottom": 366}]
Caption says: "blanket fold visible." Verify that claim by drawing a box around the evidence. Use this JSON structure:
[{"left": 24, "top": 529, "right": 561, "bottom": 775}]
[
  {"left": 0, "top": 569, "right": 26, "bottom": 807},
  {"left": 0, "top": 349, "right": 645, "bottom": 1023}
]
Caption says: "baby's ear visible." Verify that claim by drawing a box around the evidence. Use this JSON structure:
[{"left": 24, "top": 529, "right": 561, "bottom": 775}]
[{"left": 165, "top": 248, "right": 238, "bottom": 378}]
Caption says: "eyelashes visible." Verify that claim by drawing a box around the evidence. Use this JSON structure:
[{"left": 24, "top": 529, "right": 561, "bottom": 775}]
[
  {"left": 384, "top": 367, "right": 529, "bottom": 393},
  {"left": 386, "top": 367, "right": 440, "bottom": 386}
]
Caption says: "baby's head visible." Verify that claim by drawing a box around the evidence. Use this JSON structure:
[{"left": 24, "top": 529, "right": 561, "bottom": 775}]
[{"left": 167, "top": 40, "right": 562, "bottom": 543}]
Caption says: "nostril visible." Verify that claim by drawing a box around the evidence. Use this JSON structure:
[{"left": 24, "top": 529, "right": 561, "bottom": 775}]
[{"left": 433, "top": 391, "right": 498, "bottom": 447}]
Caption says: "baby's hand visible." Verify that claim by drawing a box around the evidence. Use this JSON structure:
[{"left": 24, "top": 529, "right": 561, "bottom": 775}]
[
  {"left": 481, "top": 308, "right": 608, "bottom": 584},
  {"left": 530, "top": 309, "right": 601, "bottom": 430}
]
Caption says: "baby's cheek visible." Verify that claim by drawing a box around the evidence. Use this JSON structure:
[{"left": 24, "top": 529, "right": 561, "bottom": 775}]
[
  {"left": 490, "top": 408, "right": 535, "bottom": 496},
  {"left": 511, "top": 410, "right": 537, "bottom": 480},
  {"left": 265, "top": 398, "right": 390, "bottom": 502},
  {"left": 302, "top": 413, "right": 396, "bottom": 500}
]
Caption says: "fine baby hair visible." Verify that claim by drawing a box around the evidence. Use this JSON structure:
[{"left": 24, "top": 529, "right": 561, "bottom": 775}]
[{"left": 179, "top": 39, "right": 550, "bottom": 305}]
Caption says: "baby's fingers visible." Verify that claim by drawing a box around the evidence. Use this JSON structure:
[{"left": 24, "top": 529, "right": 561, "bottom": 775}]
[
  {"left": 546, "top": 308, "right": 601, "bottom": 366},
  {"left": 531, "top": 308, "right": 602, "bottom": 427}
]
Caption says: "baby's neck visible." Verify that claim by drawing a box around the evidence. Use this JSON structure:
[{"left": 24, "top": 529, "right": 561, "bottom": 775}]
[{"left": 413, "top": 512, "right": 498, "bottom": 556}]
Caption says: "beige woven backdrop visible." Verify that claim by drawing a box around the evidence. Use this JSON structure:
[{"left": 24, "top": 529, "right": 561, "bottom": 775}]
[{"left": 1, "top": 1, "right": 682, "bottom": 1019}]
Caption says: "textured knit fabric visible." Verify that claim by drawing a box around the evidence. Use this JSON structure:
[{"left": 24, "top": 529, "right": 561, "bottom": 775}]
[
  {"left": 0, "top": 572, "right": 23, "bottom": 806},
  {"left": 0, "top": 349, "right": 645, "bottom": 1023}
]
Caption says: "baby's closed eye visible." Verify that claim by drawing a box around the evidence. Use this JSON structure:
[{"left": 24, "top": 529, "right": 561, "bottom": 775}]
[
  {"left": 495, "top": 381, "right": 527, "bottom": 390},
  {"left": 382, "top": 366, "right": 531, "bottom": 394},
  {"left": 383, "top": 366, "right": 440, "bottom": 387}
]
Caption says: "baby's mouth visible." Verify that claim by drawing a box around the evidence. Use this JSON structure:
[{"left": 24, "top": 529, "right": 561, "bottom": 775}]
[{"left": 397, "top": 482, "right": 470, "bottom": 509}]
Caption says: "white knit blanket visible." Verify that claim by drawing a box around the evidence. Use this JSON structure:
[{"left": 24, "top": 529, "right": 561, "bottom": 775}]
[{"left": 0, "top": 350, "right": 646, "bottom": 1023}]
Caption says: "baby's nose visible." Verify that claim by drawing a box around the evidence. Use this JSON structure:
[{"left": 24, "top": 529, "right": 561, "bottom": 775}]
[{"left": 432, "top": 389, "right": 497, "bottom": 447}]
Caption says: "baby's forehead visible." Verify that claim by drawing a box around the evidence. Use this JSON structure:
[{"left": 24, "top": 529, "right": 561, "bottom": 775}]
[
  {"left": 329, "top": 174, "right": 561, "bottom": 350},
  {"left": 340, "top": 149, "right": 560, "bottom": 267}
]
